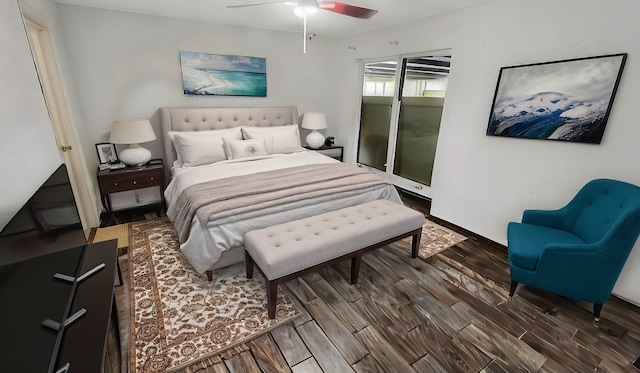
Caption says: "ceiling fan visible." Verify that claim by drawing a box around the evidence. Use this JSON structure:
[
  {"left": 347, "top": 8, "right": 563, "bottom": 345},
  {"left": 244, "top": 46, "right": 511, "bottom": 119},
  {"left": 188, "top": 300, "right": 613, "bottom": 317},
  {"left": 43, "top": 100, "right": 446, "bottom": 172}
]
[
  {"left": 227, "top": 0, "right": 378, "bottom": 20},
  {"left": 227, "top": 0, "right": 378, "bottom": 53}
]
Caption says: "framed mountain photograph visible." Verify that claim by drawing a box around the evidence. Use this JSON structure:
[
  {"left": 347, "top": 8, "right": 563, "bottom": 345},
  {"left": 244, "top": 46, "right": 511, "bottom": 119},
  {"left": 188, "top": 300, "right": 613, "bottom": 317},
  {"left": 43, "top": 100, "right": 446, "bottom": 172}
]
[
  {"left": 486, "top": 53, "right": 626, "bottom": 144},
  {"left": 179, "top": 51, "right": 267, "bottom": 97}
]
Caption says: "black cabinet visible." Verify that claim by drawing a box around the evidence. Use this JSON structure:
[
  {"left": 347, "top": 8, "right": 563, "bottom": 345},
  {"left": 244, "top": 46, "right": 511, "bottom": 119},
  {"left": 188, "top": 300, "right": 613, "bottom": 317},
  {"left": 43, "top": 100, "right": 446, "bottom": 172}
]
[{"left": 0, "top": 240, "right": 117, "bottom": 372}]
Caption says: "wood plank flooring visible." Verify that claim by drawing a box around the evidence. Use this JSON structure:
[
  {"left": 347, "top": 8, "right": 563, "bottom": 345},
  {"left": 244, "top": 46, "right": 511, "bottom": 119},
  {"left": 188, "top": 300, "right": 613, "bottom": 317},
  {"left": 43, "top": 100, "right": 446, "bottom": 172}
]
[{"left": 105, "top": 195, "right": 640, "bottom": 372}]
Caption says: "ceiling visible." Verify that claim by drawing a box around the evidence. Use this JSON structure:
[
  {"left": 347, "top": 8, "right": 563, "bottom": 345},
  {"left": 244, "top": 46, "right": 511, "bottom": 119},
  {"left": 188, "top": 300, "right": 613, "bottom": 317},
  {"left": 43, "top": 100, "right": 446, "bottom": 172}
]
[{"left": 54, "top": 0, "right": 499, "bottom": 38}]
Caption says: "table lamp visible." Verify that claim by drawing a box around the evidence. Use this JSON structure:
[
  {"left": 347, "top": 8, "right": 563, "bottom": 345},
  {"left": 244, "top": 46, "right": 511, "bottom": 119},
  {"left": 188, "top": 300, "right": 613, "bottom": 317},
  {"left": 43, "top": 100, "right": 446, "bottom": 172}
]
[
  {"left": 109, "top": 119, "right": 156, "bottom": 166},
  {"left": 301, "top": 112, "right": 327, "bottom": 149}
]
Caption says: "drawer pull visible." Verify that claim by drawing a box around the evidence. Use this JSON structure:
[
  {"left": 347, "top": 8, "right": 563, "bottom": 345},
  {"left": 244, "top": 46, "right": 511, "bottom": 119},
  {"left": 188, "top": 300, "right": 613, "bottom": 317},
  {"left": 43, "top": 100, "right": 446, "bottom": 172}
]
[
  {"left": 114, "top": 182, "right": 118, "bottom": 186},
  {"left": 55, "top": 363, "right": 70, "bottom": 373},
  {"left": 150, "top": 177, "right": 154, "bottom": 181},
  {"left": 133, "top": 181, "right": 137, "bottom": 185}
]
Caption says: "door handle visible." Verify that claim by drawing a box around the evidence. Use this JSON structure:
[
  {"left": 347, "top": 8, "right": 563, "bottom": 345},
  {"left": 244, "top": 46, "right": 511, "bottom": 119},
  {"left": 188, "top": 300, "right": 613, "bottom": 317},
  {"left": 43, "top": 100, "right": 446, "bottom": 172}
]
[{"left": 61, "top": 145, "right": 73, "bottom": 152}]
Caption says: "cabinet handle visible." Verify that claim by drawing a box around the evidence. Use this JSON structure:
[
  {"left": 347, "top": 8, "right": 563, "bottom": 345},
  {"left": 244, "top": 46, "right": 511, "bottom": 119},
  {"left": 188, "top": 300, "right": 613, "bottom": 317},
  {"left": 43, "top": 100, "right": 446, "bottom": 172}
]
[
  {"left": 133, "top": 181, "right": 137, "bottom": 185},
  {"left": 150, "top": 177, "right": 154, "bottom": 181},
  {"left": 114, "top": 182, "right": 118, "bottom": 186},
  {"left": 55, "top": 363, "right": 70, "bottom": 373}
]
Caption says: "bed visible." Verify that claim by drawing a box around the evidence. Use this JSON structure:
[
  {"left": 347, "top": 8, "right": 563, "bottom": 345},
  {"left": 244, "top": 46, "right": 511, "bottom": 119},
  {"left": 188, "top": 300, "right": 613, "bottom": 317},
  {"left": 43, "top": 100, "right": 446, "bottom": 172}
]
[{"left": 160, "top": 106, "right": 403, "bottom": 275}]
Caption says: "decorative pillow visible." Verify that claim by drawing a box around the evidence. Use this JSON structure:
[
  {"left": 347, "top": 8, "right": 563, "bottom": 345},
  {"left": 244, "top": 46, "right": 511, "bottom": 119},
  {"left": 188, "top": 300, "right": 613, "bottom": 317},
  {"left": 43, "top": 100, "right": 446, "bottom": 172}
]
[
  {"left": 169, "top": 128, "right": 242, "bottom": 167},
  {"left": 241, "top": 125, "right": 303, "bottom": 154},
  {"left": 227, "top": 138, "right": 269, "bottom": 159}
]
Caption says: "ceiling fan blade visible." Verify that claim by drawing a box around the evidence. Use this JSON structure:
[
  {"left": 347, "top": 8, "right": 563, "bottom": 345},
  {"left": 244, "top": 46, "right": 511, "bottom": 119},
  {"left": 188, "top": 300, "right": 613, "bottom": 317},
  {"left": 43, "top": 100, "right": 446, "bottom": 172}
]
[
  {"left": 227, "top": 1, "right": 290, "bottom": 9},
  {"left": 320, "top": 1, "right": 378, "bottom": 19}
]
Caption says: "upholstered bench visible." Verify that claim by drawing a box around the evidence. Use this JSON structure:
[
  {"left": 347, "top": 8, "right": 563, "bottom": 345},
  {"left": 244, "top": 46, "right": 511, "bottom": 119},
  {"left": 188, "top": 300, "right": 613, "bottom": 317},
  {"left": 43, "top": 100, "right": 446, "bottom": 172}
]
[{"left": 243, "top": 199, "right": 424, "bottom": 318}]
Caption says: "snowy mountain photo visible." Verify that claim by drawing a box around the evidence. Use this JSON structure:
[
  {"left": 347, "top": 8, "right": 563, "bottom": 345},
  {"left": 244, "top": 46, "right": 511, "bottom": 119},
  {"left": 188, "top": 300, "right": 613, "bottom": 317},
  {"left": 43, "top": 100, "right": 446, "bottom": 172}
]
[{"left": 486, "top": 54, "right": 626, "bottom": 143}]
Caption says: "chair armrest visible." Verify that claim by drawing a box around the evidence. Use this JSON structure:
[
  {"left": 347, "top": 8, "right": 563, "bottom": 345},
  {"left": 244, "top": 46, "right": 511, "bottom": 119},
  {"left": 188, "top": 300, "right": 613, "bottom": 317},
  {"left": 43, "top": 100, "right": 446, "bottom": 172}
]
[
  {"left": 522, "top": 209, "right": 569, "bottom": 230},
  {"left": 535, "top": 242, "right": 623, "bottom": 303}
]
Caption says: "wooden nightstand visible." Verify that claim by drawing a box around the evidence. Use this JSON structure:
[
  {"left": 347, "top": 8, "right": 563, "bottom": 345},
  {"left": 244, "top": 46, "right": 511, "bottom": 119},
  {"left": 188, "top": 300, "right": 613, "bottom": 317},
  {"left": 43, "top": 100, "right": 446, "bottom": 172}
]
[
  {"left": 97, "top": 159, "right": 166, "bottom": 223},
  {"left": 304, "top": 145, "right": 343, "bottom": 161}
]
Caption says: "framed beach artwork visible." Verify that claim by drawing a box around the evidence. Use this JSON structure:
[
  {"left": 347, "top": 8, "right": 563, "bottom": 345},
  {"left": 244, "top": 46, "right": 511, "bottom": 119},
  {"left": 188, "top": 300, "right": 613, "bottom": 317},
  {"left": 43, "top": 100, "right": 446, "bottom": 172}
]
[
  {"left": 179, "top": 52, "right": 267, "bottom": 97},
  {"left": 486, "top": 53, "right": 626, "bottom": 144}
]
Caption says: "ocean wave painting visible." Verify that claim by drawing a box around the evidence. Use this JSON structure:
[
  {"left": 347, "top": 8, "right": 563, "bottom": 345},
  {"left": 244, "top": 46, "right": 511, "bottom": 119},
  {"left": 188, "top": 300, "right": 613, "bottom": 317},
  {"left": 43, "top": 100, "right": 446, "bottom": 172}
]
[
  {"left": 486, "top": 54, "right": 626, "bottom": 144},
  {"left": 180, "top": 52, "right": 266, "bottom": 97}
]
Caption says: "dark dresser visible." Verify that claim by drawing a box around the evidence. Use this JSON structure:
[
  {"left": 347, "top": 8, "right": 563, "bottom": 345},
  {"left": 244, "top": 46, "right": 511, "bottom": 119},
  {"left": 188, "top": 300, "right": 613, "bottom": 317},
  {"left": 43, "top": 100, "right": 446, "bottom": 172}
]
[{"left": 0, "top": 240, "right": 118, "bottom": 372}]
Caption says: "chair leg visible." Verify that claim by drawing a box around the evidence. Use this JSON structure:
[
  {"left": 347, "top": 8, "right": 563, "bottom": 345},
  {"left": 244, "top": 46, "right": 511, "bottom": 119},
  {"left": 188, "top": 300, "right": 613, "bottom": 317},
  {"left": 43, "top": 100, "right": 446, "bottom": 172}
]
[
  {"left": 594, "top": 303, "right": 603, "bottom": 322},
  {"left": 509, "top": 280, "right": 518, "bottom": 300}
]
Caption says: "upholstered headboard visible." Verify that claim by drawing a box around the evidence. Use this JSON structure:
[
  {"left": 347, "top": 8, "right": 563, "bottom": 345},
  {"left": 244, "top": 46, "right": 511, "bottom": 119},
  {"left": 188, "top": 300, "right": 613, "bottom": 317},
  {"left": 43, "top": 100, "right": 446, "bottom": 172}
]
[{"left": 159, "top": 106, "right": 299, "bottom": 172}]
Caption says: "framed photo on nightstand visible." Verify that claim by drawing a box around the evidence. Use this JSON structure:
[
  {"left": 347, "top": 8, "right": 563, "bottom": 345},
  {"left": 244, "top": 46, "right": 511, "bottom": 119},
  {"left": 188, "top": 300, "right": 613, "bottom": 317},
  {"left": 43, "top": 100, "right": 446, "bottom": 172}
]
[{"left": 96, "top": 142, "right": 119, "bottom": 164}]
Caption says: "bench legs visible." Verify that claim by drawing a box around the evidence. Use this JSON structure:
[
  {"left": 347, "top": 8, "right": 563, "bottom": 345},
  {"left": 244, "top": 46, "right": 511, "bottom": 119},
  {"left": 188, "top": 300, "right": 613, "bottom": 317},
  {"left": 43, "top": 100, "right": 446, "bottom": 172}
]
[
  {"left": 350, "top": 253, "right": 361, "bottom": 285},
  {"left": 245, "top": 251, "right": 254, "bottom": 279},
  {"left": 266, "top": 281, "right": 278, "bottom": 319},
  {"left": 246, "top": 251, "right": 277, "bottom": 318},
  {"left": 411, "top": 228, "right": 422, "bottom": 258},
  {"left": 246, "top": 227, "right": 422, "bottom": 319}
]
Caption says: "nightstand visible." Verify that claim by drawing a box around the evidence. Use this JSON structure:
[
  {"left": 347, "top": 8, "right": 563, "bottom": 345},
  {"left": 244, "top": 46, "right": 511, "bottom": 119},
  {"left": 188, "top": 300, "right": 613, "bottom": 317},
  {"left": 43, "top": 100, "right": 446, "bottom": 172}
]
[
  {"left": 97, "top": 159, "right": 166, "bottom": 224},
  {"left": 304, "top": 145, "right": 343, "bottom": 161}
]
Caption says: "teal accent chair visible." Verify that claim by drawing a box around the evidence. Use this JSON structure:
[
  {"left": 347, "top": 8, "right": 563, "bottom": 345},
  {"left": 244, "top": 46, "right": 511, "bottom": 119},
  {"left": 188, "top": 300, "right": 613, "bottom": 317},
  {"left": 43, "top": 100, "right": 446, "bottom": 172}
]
[{"left": 507, "top": 179, "right": 640, "bottom": 321}]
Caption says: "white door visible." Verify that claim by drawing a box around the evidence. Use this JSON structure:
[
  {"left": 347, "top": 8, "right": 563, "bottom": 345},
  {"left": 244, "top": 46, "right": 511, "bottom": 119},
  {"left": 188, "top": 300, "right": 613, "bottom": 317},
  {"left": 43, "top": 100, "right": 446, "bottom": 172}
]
[{"left": 20, "top": 2, "right": 99, "bottom": 231}]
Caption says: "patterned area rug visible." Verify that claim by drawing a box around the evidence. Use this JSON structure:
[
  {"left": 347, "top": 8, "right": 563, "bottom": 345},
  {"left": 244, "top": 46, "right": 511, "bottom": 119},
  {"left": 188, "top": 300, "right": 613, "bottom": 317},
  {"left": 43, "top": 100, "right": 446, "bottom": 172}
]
[
  {"left": 128, "top": 219, "right": 300, "bottom": 373},
  {"left": 399, "top": 218, "right": 468, "bottom": 259}
]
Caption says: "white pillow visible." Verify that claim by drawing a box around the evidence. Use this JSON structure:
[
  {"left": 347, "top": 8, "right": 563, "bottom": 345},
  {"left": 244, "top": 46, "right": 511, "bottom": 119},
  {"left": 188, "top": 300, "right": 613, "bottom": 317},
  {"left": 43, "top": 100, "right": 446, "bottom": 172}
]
[
  {"left": 241, "top": 125, "right": 303, "bottom": 154},
  {"left": 227, "top": 138, "right": 268, "bottom": 159},
  {"left": 222, "top": 135, "right": 272, "bottom": 160},
  {"left": 169, "top": 128, "right": 242, "bottom": 167}
]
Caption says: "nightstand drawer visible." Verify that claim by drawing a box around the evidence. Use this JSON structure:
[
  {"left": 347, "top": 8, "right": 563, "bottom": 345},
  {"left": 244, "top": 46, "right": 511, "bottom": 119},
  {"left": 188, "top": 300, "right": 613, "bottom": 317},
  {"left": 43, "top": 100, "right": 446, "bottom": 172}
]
[{"left": 99, "top": 170, "right": 164, "bottom": 193}]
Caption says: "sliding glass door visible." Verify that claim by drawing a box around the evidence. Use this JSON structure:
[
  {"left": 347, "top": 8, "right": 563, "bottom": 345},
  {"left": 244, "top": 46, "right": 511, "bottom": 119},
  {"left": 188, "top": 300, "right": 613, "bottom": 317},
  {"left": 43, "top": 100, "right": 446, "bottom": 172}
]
[{"left": 356, "top": 52, "right": 450, "bottom": 199}]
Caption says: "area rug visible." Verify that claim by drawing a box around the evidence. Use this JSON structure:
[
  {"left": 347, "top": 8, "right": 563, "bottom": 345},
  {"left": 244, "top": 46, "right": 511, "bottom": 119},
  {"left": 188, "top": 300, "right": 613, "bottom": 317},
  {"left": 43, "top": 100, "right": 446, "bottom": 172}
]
[
  {"left": 398, "top": 218, "right": 468, "bottom": 259},
  {"left": 128, "top": 219, "right": 301, "bottom": 373}
]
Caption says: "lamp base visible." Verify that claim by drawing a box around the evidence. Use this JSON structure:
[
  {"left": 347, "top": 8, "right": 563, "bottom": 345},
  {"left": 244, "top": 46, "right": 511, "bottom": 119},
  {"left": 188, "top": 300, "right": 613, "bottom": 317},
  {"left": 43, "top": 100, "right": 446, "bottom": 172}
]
[
  {"left": 119, "top": 144, "right": 151, "bottom": 166},
  {"left": 305, "top": 130, "right": 325, "bottom": 149}
]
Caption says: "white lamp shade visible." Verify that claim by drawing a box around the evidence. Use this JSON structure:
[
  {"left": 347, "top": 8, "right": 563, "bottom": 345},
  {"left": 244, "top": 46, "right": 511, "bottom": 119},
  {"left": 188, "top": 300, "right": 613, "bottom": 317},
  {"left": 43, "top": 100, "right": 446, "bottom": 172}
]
[
  {"left": 109, "top": 119, "right": 156, "bottom": 166},
  {"left": 301, "top": 112, "right": 327, "bottom": 130},
  {"left": 109, "top": 119, "right": 156, "bottom": 144}
]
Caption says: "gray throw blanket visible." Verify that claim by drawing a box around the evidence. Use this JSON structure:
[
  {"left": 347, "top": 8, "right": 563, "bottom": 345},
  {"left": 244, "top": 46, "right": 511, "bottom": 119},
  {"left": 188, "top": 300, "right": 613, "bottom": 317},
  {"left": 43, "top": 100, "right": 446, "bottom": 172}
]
[{"left": 169, "top": 163, "right": 389, "bottom": 243}]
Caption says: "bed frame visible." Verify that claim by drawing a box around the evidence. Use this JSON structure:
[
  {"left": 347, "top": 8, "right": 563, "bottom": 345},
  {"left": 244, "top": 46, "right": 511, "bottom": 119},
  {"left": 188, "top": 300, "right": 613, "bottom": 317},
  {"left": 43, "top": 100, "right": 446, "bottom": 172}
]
[{"left": 159, "top": 106, "right": 300, "bottom": 272}]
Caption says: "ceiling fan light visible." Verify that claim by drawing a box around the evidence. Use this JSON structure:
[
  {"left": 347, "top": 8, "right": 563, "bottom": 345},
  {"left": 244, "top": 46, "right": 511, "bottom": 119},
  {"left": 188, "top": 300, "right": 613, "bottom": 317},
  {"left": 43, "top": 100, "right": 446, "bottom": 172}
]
[{"left": 293, "top": 5, "right": 318, "bottom": 17}]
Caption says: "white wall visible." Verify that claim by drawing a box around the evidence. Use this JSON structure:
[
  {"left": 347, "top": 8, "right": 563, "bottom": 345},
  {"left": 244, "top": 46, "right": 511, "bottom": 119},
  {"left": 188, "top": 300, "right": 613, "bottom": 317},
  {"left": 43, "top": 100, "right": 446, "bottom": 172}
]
[
  {"left": 56, "top": 4, "right": 346, "bottom": 180},
  {"left": 342, "top": 0, "right": 640, "bottom": 303},
  {"left": 39, "top": 0, "right": 640, "bottom": 302},
  {"left": 0, "top": 0, "right": 62, "bottom": 229}
]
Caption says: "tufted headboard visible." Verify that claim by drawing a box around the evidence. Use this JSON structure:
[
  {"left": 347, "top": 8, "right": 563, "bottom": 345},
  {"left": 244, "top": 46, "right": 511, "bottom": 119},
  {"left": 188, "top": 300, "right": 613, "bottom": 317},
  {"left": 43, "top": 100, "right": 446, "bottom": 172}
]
[{"left": 159, "top": 106, "right": 299, "bottom": 172}]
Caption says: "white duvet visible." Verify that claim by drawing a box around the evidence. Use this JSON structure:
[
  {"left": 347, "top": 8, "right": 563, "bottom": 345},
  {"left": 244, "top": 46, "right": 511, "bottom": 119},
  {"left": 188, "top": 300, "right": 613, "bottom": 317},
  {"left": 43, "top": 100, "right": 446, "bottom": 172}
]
[{"left": 164, "top": 150, "right": 402, "bottom": 273}]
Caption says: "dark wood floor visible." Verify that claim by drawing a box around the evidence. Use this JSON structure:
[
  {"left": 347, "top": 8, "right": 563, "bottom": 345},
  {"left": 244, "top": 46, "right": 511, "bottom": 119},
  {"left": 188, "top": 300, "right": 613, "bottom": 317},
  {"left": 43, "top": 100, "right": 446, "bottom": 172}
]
[{"left": 105, "top": 192, "right": 640, "bottom": 372}]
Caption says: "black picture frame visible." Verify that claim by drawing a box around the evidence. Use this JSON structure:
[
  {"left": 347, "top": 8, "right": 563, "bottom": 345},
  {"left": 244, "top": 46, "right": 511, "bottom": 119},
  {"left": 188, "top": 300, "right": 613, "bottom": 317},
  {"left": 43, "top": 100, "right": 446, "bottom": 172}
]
[
  {"left": 95, "top": 142, "right": 119, "bottom": 164},
  {"left": 486, "top": 53, "right": 627, "bottom": 144}
]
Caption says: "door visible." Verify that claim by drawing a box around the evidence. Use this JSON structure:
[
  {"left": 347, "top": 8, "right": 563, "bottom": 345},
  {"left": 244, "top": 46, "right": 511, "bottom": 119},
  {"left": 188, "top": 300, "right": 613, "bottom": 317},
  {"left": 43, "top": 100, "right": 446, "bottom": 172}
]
[
  {"left": 356, "top": 52, "right": 450, "bottom": 199},
  {"left": 20, "top": 2, "right": 99, "bottom": 231}
]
